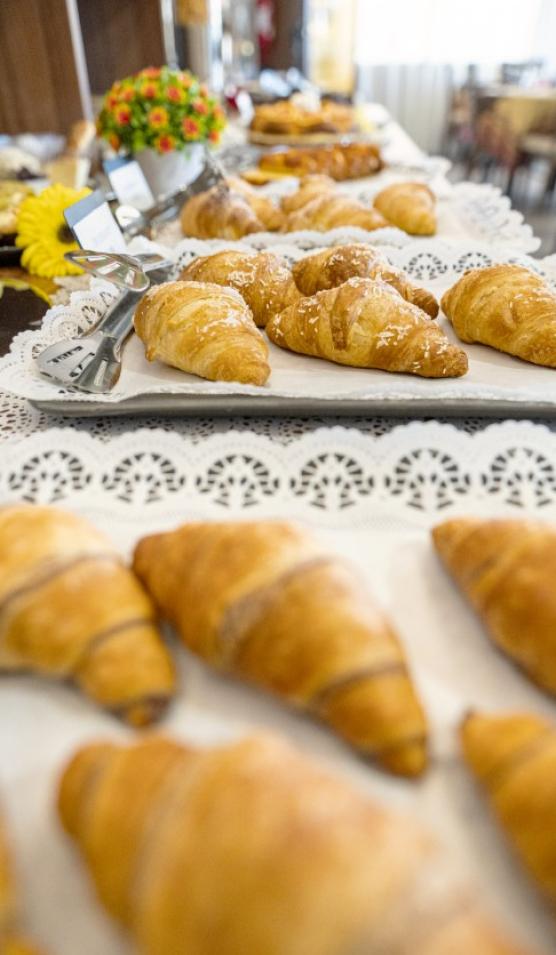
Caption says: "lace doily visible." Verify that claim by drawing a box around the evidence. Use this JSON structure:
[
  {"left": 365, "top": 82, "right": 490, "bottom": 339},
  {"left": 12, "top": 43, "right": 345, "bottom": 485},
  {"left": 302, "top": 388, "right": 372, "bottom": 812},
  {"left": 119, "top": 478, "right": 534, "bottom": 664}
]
[
  {"left": 3, "top": 238, "right": 556, "bottom": 412},
  {"left": 3, "top": 421, "right": 556, "bottom": 528}
]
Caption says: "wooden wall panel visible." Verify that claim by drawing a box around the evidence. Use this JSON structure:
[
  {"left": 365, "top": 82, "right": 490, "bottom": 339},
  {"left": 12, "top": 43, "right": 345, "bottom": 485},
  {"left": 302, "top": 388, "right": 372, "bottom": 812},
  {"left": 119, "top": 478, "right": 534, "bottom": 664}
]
[
  {"left": 77, "top": 0, "right": 165, "bottom": 94},
  {"left": 0, "top": 0, "right": 90, "bottom": 134}
]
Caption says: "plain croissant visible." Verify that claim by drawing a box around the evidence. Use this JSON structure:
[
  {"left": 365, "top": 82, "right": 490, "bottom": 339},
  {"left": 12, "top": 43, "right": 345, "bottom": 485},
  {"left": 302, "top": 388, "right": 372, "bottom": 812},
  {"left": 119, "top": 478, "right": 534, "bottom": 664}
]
[
  {"left": 285, "top": 193, "right": 388, "bottom": 232},
  {"left": 58, "top": 732, "right": 541, "bottom": 955},
  {"left": 179, "top": 250, "right": 301, "bottom": 327},
  {"left": 461, "top": 710, "right": 556, "bottom": 905},
  {"left": 373, "top": 182, "right": 437, "bottom": 235},
  {"left": 133, "top": 519, "right": 428, "bottom": 776},
  {"left": 292, "top": 243, "right": 439, "bottom": 317},
  {"left": 432, "top": 518, "right": 556, "bottom": 695},
  {"left": 441, "top": 264, "right": 556, "bottom": 368},
  {"left": 266, "top": 277, "right": 468, "bottom": 378},
  {"left": 280, "top": 174, "right": 335, "bottom": 214},
  {"left": 180, "top": 183, "right": 264, "bottom": 239},
  {"left": 225, "top": 177, "right": 284, "bottom": 231},
  {"left": 134, "top": 281, "right": 270, "bottom": 386},
  {"left": 0, "top": 504, "right": 175, "bottom": 725},
  {"left": 1, "top": 807, "right": 46, "bottom": 954}
]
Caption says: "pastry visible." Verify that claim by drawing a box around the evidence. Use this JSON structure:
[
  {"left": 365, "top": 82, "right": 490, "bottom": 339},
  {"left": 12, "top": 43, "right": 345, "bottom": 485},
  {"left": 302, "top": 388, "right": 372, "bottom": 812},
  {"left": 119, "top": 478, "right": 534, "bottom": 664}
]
[
  {"left": 1, "top": 806, "right": 47, "bottom": 953},
  {"left": 461, "top": 710, "right": 556, "bottom": 905},
  {"left": 292, "top": 244, "right": 439, "bottom": 318},
  {"left": 250, "top": 98, "right": 356, "bottom": 136},
  {"left": 267, "top": 277, "right": 468, "bottom": 378},
  {"left": 134, "top": 281, "right": 270, "bottom": 385},
  {"left": 280, "top": 174, "right": 335, "bottom": 214},
  {"left": 179, "top": 250, "right": 301, "bottom": 327},
  {"left": 58, "top": 731, "right": 540, "bottom": 955},
  {"left": 441, "top": 264, "right": 556, "bottom": 368},
  {"left": 285, "top": 193, "right": 388, "bottom": 232},
  {"left": 180, "top": 183, "right": 264, "bottom": 238},
  {"left": 257, "top": 142, "right": 383, "bottom": 180},
  {"left": 432, "top": 518, "right": 556, "bottom": 694},
  {"left": 0, "top": 181, "right": 32, "bottom": 243},
  {"left": 0, "top": 504, "right": 175, "bottom": 725},
  {"left": 373, "top": 182, "right": 437, "bottom": 235},
  {"left": 133, "top": 519, "right": 428, "bottom": 777},
  {"left": 0, "top": 148, "right": 41, "bottom": 181},
  {"left": 225, "top": 177, "right": 284, "bottom": 231}
]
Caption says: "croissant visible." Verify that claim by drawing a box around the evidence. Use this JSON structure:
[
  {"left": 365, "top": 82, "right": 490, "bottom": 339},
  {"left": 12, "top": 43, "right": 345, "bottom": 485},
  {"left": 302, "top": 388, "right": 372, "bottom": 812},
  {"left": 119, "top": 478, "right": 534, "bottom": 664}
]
[
  {"left": 441, "top": 265, "right": 556, "bottom": 368},
  {"left": 373, "top": 182, "right": 437, "bottom": 235},
  {"left": 280, "top": 174, "right": 335, "bottom": 214},
  {"left": 133, "top": 519, "right": 427, "bottom": 776},
  {"left": 257, "top": 141, "right": 383, "bottom": 180},
  {"left": 0, "top": 504, "right": 175, "bottom": 725},
  {"left": 461, "top": 710, "right": 556, "bottom": 905},
  {"left": 225, "top": 177, "right": 284, "bottom": 231},
  {"left": 267, "top": 277, "right": 468, "bottom": 378},
  {"left": 58, "top": 731, "right": 541, "bottom": 955},
  {"left": 1, "top": 807, "right": 46, "bottom": 954},
  {"left": 180, "top": 183, "right": 264, "bottom": 239},
  {"left": 292, "top": 243, "right": 439, "bottom": 318},
  {"left": 285, "top": 193, "right": 388, "bottom": 232},
  {"left": 179, "top": 250, "right": 301, "bottom": 327},
  {"left": 134, "top": 281, "right": 270, "bottom": 385},
  {"left": 432, "top": 518, "right": 556, "bottom": 695}
]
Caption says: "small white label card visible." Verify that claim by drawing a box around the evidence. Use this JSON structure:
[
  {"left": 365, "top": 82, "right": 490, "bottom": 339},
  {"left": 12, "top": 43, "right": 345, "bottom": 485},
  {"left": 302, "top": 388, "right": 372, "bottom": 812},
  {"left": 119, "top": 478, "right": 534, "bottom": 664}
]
[
  {"left": 64, "top": 190, "right": 127, "bottom": 253},
  {"left": 104, "top": 157, "right": 154, "bottom": 212}
]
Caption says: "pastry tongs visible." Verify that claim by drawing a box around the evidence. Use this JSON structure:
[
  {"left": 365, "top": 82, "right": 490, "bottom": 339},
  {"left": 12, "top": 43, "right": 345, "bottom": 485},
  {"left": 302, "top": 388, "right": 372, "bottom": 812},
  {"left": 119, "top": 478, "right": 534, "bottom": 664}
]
[{"left": 35, "top": 250, "right": 174, "bottom": 393}]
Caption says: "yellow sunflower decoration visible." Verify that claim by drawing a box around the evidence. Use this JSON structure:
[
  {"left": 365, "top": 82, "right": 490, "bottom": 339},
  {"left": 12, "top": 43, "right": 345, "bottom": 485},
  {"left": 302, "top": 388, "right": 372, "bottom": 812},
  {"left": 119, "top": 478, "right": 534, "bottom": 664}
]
[{"left": 16, "top": 184, "right": 91, "bottom": 278}]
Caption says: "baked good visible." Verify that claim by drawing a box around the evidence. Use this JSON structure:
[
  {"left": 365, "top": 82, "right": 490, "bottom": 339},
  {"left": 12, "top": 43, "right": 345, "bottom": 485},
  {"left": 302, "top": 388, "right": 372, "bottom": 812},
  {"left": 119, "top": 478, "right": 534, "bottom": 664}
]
[
  {"left": 250, "top": 98, "right": 356, "bottom": 136},
  {"left": 180, "top": 183, "right": 264, "bottom": 238},
  {"left": 0, "top": 807, "right": 45, "bottom": 954},
  {"left": 461, "top": 710, "right": 556, "bottom": 905},
  {"left": 179, "top": 250, "right": 301, "bottom": 327},
  {"left": 373, "top": 182, "right": 437, "bottom": 235},
  {"left": 133, "top": 519, "right": 428, "bottom": 777},
  {"left": 267, "top": 277, "right": 468, "bottom": 378},
  {"left": 134, "top": 281, "right": 270, "bottom": 385},
  {"left": 0, "top": 148, "right": 41, "bottom": 181},
  {"left": 0, "top": 181, "right": 32, "bottom": 242},
  {"left": 0, "top": 503, "right": 175, "bottom": 725},
  {"left": 225, "top": 177, "right": 284, "bottom": 231},
  {"left": 432, "top": 518, "right": 556, "bottom": 694},
  {"left": 58, "top": 731, "right": 540, "bottom": 955},
  {"left": 285, "top": 193, "right": 388, "bottom": 232},
  {"left": 257, "top": 142, "right": 383, "bottom": 180},
  {"left": 292, "top": 244, "right": 439, "bottom": 318},
  {"left": 441, "top": 264, "right": 556, "bottom": 368},
  {"left": 280, "top": 174, "right": 335, "bottom": 214}
]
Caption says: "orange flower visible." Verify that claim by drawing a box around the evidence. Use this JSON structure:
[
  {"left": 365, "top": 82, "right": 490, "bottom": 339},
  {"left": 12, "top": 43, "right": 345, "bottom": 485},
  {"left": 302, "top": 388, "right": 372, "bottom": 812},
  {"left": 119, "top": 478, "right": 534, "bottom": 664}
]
[
  {"left": 148, "top": 106, "right": 169, "bottom": 128},
  {"left": 141, "top": 81, "right": 158, "bottom": 99},
  {"left": 167, "top": 85, "right": 183, "bottom": 103},
  {"left": 106, "top": 93, "right": 118, "bottom": 109},
  {"left": 208, "top": 129, "right": 221, "bottom": 144},
  {"left": 199, "top": 83, "right": 208, "bottom": 96},
  {"left": 121, "top": 88, "right": 135, "bottom": 102},
  {"left": 109, "top": 132, "right": 121, "bottom": 150},
  {"left": 179, "top": 71, "right": 192, "bottom": 87},
  {"left": 192, "top": 98, "right": 208, "bottom": 115},
  {"left": 182, "top": 117, "right": 200, "bottom": 139},
  {"left": 114, "top": 105, "right": 131, "bottom": 125},
  {"left": 155, "top": 134, "right": 175, "bottom": 153},
  {"left": 141, "top": 66, "right": 161, "bottom": 78}
]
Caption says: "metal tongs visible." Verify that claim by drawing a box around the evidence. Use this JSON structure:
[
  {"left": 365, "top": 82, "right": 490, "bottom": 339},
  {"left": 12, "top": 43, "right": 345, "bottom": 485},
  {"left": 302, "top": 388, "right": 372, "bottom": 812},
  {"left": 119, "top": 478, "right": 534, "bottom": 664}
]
[{"left": 35, "top": 250, "right": 174, "bottom": 393}]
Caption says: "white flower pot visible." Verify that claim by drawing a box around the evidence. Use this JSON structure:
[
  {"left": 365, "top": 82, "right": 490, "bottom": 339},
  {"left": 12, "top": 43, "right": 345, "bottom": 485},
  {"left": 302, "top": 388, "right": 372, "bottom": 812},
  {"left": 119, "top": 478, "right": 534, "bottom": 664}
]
[{"left": 135, "top": 144, "right": 206, "bottom": 199}]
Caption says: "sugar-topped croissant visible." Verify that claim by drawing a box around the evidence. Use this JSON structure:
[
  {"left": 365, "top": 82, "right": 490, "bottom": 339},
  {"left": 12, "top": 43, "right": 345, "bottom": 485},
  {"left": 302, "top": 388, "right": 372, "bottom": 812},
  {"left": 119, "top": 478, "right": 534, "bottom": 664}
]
[
  {"left": 0, "top": 504, "right": 175, "bottom": 725},
  {"left": 461, "top": 710, "right": 556, "bottom": 905},
  {"left": 133, "top": 519, "right": 428, "bottom": 777},
  {"left": 1, "top": 808, "right": 45, "bottom": 954},
  {"left": 58, "top": 732, "right": 541, "bottom": 955},
  {"left": 432, "top": 518, "right": 556, "bottom": 695},
  {"left": 292, "top": 243, "right": 439, "bottom": 318},
  {"left": 267, "top": 277, "right": 468, "bottom": 378},
  {"left": 134, "top": 280, "right": 270, "bottom": 385},
  {"left": 280, "top": 174, "right": 335, "bottom": 214},
  {"left": 441, "top": 264, "right": 556, "bottom": 368},
  {"left": 225, "top": 177, "right": 284, "bottom": 231},
  {"left": 180, "top": 183, "right": 264, "bottom": 238},
  {"left": 374, "top": 182, "right": 437, "bottom": 235},
  {"left": 179, "top": 250, "right": 301, "bottom": 327},
  {"left": 285, "top": 193, "right": 388, "bottom": 232}
]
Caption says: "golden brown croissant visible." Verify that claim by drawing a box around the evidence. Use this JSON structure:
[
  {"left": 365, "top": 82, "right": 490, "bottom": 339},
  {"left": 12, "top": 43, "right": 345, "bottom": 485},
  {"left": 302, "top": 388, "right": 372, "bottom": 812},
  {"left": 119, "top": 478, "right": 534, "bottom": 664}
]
[
  {"left": 280, "top": 174, "right": 335, "bottom": 214},
  {"left": 1, "top": 807, "right": 47, "bottom": 954},
  {"left": 292, "top": 243, "right": 439, "bottom": 318},
  {"left": 134, "top": 280, "right": 270, "bottom": 385},
  {"left": 285, "top": 193, "right": 388, "bottom": 232},
  {"left": 373, "top": 182, "right": 437, "bottom": 235},
  {"left": 432, "top": 518, "right": 556, "bottom": 695},
  {"left": 0, "top": 504, "right": 175, "bottom": 725},
  {"left": 58, "top": 731, "right": 541, "bottom": 955},
  {"left": 250, "top": 98, "right": 356, "bottom": 135},
  {"left": 225, "top": 177, "right": 284, "bottom": 231},
  {"left": 441, "top": 265, "right": 556, "bottom": 368},
  {"left": 267, "top": 277, "right": 468, "bottom": 378},
  {"left": 179, "top": 250, "right": 301, "bottom": 327},
  {"left": 257, "top": 141, "right": 383, "bottom": 180},
  {"left": 133, "top": 520, "right": 427, "bottom": 776},
  {"left": 461, "top": 710, "right": 556, "bottom": 905},
  {"left": 180, "top": 183, "right": 264, "bottom": 238}
]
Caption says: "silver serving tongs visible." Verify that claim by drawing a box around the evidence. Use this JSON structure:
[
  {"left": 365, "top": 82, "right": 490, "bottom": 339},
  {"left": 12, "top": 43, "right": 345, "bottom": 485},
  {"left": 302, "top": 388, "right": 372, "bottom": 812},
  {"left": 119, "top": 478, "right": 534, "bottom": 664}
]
[{"left": 35, "top": 250, "right": 174, "bottom": 393}]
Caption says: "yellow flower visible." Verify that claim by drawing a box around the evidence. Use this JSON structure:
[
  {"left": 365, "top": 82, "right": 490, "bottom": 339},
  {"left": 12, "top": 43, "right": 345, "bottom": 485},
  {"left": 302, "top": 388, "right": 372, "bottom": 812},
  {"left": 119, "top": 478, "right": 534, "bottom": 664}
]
[{"left": 16, "top": 184, "right": 91, "bottom": 278}]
